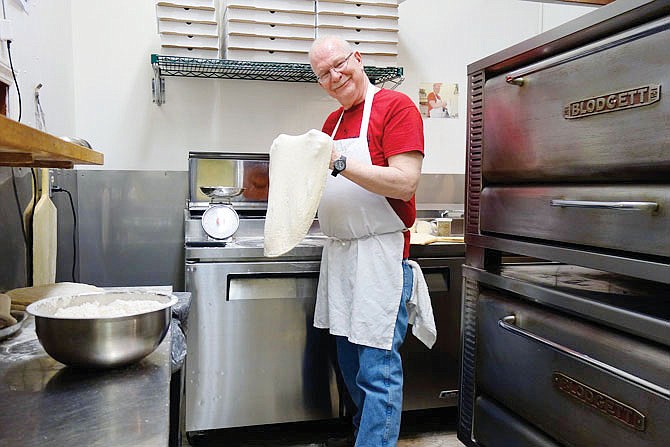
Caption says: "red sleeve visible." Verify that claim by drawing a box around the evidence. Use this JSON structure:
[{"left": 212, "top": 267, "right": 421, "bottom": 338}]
[{"left": 378, "top": 92, "right": 424, "bottom": 160}]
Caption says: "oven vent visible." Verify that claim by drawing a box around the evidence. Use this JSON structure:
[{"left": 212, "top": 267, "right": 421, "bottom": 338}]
[
  {"left": 458, "top": 277, "right": 480, "bottom": 442},
  {"left": 466, "top": 70, "right": 484, "bottom": 236}
]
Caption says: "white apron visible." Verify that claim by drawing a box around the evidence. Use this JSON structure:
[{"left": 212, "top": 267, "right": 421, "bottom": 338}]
[{"left": 314, "top": 84, "right": 407, "bottom": 350}]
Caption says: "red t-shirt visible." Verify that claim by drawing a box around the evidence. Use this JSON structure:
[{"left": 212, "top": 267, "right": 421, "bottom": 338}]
[{"left": 321, "top": 88, "right": 424, "bottom": 258}]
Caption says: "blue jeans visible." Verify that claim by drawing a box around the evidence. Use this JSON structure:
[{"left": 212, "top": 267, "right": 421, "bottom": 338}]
[{"left": 335, "top": 260, "right": 412, "bottom": 447}]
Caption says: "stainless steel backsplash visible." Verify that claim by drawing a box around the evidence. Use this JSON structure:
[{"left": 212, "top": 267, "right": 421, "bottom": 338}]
[
  {"left": 415, "top": 173, "right": 466, "bottom": 206},
  {"left": 1, "top": 170, "right": 463, "bottom": 291},
  {"left": 52, "top": 170, "right": 188, "bottom": 289},
  {"left": 0, "top": 167, "right": 32, "bottom": 291}
]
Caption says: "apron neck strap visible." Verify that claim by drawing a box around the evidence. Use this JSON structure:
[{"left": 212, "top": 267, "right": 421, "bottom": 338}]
[
  {"left": 359, "top": 83, "right": 378, "bottom": 137},
  {"left": 331, "top": 83, "right": 379, "bottom": 139}
]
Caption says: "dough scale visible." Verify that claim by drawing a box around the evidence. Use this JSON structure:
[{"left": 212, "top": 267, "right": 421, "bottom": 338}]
[{"left": 199, "top": 186, "right": 244, "bottom": 240}]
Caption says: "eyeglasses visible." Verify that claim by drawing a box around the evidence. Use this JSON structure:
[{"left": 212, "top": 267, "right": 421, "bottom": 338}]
[{"left": 316, "top": 52, "right": 354, "bottom": 84}]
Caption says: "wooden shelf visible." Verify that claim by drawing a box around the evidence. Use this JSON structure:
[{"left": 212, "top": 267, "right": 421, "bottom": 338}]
[{"left": 0, "top": 115, "right": 104, "bottom": 168}]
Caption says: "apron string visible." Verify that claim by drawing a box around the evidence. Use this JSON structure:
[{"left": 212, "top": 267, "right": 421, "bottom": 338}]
[
  {"left": 327, "top": 228, "right": 407, "bottom": 243},
  {"left": 331, "top": 110, "right": 344, "bottom": 139}
]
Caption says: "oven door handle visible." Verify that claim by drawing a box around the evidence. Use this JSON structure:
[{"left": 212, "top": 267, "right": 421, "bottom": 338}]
[
  {"left": 499, "top": 315, "right": 669, "bottom": 397},
  {"left": 504, "top": 16, "right": 669, "bottom": 86},
  {"left": 549, "top": 199, "right": 659, "bottom": 212}
]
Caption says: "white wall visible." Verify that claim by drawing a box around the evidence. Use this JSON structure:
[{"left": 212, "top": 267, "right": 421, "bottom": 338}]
[
  {"left": 1, "top": 0, "right": 75, "bottom": 136},
  {"left": 5, "top": 0, "right": 595, "bottom": 173},
  {"left": 70, "top": 0, "right": 340, "bottom": 171}
]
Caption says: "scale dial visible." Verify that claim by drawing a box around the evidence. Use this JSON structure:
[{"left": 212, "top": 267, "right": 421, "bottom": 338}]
[{"left": 201, "top": 205, "right": 239, "bottom": 240}]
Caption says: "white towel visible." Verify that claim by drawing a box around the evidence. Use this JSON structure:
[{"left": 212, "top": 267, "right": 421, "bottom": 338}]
[{"left": 406, "top": 260, "right": 437, "bottom": 349}]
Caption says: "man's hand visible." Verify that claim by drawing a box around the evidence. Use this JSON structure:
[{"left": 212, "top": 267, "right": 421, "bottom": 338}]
[{"left": 329, "top": 149, "right": 342, "bottom": 170}]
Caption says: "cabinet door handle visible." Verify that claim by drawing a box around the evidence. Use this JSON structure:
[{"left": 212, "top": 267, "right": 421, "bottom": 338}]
[
  {"left": 499, "top": 315, "right": 669, "bottom": 397},
  {"left": 549, "top": 199, "right": 659, "bottom": 211}
]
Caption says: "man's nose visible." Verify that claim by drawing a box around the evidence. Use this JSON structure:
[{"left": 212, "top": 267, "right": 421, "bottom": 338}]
[{"left": 331, "top": 67, "right": 344, "bottom": 77}]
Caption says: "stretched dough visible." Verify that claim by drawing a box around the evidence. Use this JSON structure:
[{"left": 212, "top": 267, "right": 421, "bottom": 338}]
[{"left": 264, "top": 129, "right": 332, "bottom": 257}]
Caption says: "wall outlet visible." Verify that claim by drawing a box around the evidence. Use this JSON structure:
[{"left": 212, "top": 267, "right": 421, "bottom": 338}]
[{"left": 0, "top": 20, "right": 13, "bottom": 42}]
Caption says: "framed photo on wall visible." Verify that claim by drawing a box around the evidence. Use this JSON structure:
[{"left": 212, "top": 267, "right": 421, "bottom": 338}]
[{"left": 419, "top": 82, "right": 459, "bottom": 119}]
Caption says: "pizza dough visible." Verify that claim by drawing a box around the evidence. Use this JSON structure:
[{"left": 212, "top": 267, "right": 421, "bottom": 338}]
[
  {"left": 410, "top": 233, "right": 465, "bottom": 245},
  {"left": 0, "top": 294, "right": 17, "bottom": 328},
  {"left": 264, "top": 129, "right": 333, "bottom": 257},
  {"left": 6, "top": 282, "right": 103, "bottom": 310}
]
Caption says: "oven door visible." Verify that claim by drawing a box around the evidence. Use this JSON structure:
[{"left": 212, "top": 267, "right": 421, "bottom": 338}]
[
  {"left": 184, "top": 260, "right": 339, "bottom": 432},
  {"left": 482, "top": 16, "right": 670, "bottom": 183},
  {"left": 475, "top": 290, "right": 670, "bottom": 447},
  {"left": 479, "top": 184, "right": 670, "bottom": 257}
]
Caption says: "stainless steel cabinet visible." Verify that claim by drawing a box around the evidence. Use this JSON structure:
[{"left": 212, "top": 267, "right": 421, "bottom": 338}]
[
  {"left": 184, "top": 260, "right": 339, "bottom": 432},
  {"left": 403, "top": 257, "right": 464, "bottom": 410}
]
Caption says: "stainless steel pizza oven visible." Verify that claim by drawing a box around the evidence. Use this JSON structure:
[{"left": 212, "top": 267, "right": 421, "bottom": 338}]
[{"left": 460, "top": 1, "right": 670, "bottom": 446}]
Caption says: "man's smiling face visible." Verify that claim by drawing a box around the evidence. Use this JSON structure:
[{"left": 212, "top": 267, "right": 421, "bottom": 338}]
[{"left": 310, "top": 38, "right": 368, "bottom": 110}]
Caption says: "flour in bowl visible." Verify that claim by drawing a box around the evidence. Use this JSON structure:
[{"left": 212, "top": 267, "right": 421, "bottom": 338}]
[{"left": 54, "top": 299, "right": 164, "bottom": 318}]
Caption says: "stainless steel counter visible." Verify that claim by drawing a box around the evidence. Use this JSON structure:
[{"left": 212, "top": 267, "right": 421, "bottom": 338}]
[{"left": 0, "top": 313, "right": 172, "bottom": 446}]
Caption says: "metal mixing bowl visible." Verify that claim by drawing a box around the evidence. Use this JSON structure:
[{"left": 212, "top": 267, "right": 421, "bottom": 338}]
[{"left": 26, "top": 291, "right": 177, "bottom": 369}]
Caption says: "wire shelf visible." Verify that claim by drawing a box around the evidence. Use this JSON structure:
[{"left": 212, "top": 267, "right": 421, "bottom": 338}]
[{"left": 151, "top": 54, "right": 404, "bottom": 105}]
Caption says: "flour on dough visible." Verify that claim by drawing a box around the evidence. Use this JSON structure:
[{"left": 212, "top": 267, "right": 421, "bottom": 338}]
[
  {"left": 7, "top": 282, "right": 103, "bottom": 308},
  {"left": 264, "top": 129, "right": 332, "bottom": 257}
]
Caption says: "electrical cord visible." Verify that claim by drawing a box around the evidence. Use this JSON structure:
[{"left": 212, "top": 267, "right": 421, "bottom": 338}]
[
  {"left": 6, "top": 40, "right": 21, "bottom": 122},
  {"left": 10, "top": 169, "right": 28, "bottom": 245},
  {"left": 52, "top": 186, "right": 78, "bottom": 283},
  {"left": 3, "top": 0, "right": 22, "bottom": 123}
]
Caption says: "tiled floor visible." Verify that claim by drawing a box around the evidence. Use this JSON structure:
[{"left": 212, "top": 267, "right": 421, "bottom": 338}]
[{"left": 183, "top": 408, "right": 466, "bottom": 447}]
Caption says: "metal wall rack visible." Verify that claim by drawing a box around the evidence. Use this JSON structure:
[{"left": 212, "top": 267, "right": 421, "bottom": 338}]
[{"left": 151, "top": 54, "right": 404, "bottom": 105}]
